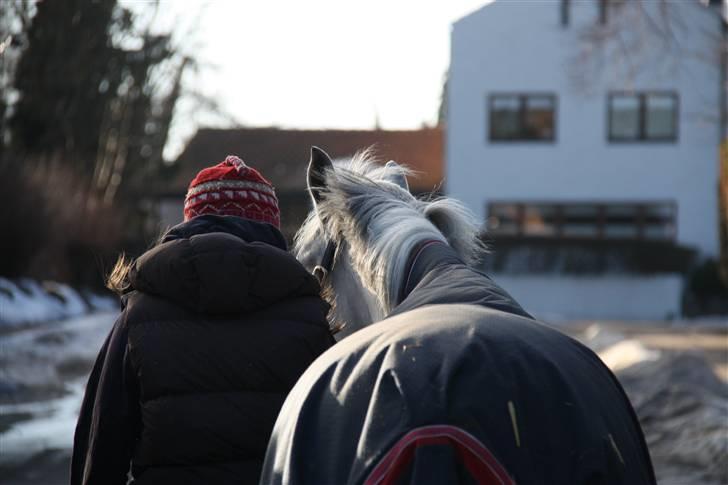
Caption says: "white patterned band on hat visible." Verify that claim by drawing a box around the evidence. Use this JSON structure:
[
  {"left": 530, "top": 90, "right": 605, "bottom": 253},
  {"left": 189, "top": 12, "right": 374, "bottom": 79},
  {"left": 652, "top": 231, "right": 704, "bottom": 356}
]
[
  {"left": 186, "top": 179, "right": 276, "bottom": 199},
  {"left": 184, "top": 192, "right": 279, "bottom": 208},
  {"left": 185, "top": 185, "right": 279, "bottom": 209}
]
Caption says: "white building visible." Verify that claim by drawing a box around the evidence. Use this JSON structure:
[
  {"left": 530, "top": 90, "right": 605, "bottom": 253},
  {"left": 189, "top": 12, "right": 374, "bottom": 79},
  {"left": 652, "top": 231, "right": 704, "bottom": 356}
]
[{"left": 446, "top": 0, "right": 726, "bottom": 320}]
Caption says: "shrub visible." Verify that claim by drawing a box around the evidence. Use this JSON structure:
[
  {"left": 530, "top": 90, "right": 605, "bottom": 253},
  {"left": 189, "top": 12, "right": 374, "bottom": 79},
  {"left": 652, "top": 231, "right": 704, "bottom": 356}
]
[{"left": 0, "top": 157, "right": 51, "bottom": 277}]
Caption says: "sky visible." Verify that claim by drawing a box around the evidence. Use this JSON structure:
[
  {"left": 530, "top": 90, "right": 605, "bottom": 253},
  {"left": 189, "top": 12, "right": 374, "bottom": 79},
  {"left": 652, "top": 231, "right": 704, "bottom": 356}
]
[{"left": 123, "top": 0, "right": 492, "bottom": 159}]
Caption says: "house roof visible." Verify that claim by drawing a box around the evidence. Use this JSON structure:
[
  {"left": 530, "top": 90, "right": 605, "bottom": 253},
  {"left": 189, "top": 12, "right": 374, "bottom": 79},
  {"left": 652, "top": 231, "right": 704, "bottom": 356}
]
[{"left": 168, "top": 126, "right": 444, "bottom": 194}]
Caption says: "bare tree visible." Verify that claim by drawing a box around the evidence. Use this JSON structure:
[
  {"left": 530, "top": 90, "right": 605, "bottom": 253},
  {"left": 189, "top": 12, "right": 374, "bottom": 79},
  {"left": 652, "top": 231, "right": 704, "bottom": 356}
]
[{"left": 0, "top": 1, "right": 35, "bottom": 155}]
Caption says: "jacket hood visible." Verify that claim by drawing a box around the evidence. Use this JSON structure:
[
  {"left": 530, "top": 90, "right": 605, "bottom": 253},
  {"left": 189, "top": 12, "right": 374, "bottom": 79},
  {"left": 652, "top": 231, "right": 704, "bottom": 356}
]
[
  {"left": 162, "top": 214, "right": 287, "bottom": 249},
  {"left": 129, "top": 215, "right": 323, "bottom": 315}
]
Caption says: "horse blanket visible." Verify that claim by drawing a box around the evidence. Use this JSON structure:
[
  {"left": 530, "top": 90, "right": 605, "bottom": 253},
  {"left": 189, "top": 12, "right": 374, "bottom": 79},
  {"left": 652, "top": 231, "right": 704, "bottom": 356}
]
[{"left": 260, "top": 244, "right": 655, "bottom": 485}]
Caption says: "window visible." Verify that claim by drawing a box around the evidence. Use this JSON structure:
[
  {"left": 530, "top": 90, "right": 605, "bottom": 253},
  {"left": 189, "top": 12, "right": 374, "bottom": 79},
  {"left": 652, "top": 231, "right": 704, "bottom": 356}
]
[
  {"left": 489, "top": 94, "right": 556, "bottom": 142},
  {"left": 562, "top": 205, "right": 599, "bottom": 237},
  {"left": 608, "top": 92, "right": 678, "bottom": 142},
  {"left": 487, "top": 202, "right": 676, "bottom": 241},
  {"left": 523, "top": 204, "right": 558, "bottom": 236}
]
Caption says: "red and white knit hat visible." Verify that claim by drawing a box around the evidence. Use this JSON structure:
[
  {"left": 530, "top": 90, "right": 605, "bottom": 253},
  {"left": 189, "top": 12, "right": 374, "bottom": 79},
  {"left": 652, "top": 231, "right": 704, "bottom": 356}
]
[{"left": 183, "top": 155, "right": 280, "bottom": 227}]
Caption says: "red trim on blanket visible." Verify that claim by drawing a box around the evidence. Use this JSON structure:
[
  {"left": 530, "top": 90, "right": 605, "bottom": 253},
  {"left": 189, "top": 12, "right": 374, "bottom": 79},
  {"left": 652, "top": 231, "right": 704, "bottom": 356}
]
[{"left": 364, "top": 425, "right": 515, "bottom": 485}]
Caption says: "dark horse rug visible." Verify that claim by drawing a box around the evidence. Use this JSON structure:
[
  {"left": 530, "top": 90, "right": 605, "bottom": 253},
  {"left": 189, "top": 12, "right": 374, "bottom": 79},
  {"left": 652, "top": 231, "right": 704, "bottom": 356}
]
[{"left": 260, "top": 244, "right": 656, "bottom": 485}]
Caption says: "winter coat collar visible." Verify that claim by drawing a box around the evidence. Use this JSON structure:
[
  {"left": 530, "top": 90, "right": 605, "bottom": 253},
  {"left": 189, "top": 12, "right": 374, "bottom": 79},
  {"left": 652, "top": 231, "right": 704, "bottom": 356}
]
[
  {"left": 162, "top": 214, "right": 287, "bottom": 250},
  {"left": 129, "top": 215, "right": 323, "bottom": 315}
]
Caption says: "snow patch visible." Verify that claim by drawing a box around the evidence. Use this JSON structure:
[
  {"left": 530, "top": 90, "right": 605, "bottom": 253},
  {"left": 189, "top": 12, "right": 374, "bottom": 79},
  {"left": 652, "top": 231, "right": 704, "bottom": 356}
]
[
  {"left": 598, "top": 340, "right": 661, "bottom": 372},
  {"left": 0, "top": 277, "right": 116, "bottom": 326},
  {"left": 0, "top": 382, "right": 86, "bottom": 464},
  {"left": 0, "top": 312, "right": 116, "bottom": 464}
]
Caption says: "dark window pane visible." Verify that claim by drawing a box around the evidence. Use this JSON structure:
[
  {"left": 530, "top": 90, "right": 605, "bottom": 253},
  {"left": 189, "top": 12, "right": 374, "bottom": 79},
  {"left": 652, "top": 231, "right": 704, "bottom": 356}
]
[
  {"left": 524, "top": 97, "right": 555, "bottom": 140},
  {"left": 644, "top": 203, "right": 673, "bottom": 220},
  {"left": 645, "top": 94, "right": 676, "bottom": 139},
  {"left": 489, "top": 94, "right": 555, "bottom": 141},
  {"left": 604, "top": 224, "right": 638, "bottom": 238},
  {"left": 488, "top": 203, "right": 519, "bottom": 234},
  {"left": 644, "top": 223, "right": 674, "bottom": 239},
  {"left": 562, "top": 204, "right": 598, "bottom": 236},
  {"left": 610, "top": 95, "right": 640, "bottom": 139},
  {"left": 603, "top": 204, "right": 638, "bottom": 238},
  {"left": 487, "top": 217, "right": 518, "bottom": 235},
  {"left": 643, "top": 203, "right": 675, "bottom": 239},
  {"left": 490, "top": 96, "right": 521, "bottom": 140},
  {"left": 523, "top": 204, "right": 557, "bottom": 235},
  {"left": 491, "top": 110, "right": 521, "bottom": 139},
  {"left": 562, "top": 223, "right": 598, "bottom": 236},
  {"left": 604, "top": 204, "right": 637, "bottom": 223}
]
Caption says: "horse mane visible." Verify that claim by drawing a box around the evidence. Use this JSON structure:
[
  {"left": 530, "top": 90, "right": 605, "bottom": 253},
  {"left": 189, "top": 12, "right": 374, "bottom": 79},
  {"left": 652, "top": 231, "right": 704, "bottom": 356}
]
[{"left": 295, "top": 148, "right": 486, "bottom": 315}]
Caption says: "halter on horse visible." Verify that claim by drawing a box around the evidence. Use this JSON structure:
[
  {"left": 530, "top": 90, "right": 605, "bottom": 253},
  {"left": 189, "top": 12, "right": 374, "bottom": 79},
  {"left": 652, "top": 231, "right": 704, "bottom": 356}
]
[{"left": 260, "top": 147, "right": 656, "bottom": 484}]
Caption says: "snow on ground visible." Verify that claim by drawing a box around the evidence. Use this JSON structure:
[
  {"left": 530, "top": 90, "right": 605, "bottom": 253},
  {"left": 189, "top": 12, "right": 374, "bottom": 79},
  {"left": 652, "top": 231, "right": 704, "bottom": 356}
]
[
  {"left": 0, "top": 276, "right": 117, "bottom": 474},
  {"left": 0, "top": 382, "right": 86, "bottom": 464},
  {"left": 0, "top": 277, "right": 116, "bottom": 327},
  {"left": 598, "top": 338, "right": 661, "bottom": 371},
  {"left": 0, "top": 311, "right": 115, "bottom": 397},
  {"left": 0, "top": 311, "right": 116, "bottom": 467}
]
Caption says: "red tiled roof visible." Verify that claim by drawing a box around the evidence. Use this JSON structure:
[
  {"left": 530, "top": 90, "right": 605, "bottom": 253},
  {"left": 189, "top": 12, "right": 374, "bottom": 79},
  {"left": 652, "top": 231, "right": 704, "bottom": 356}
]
[{"left": 169, "top": 127, "right": 444, "bottom": 194}]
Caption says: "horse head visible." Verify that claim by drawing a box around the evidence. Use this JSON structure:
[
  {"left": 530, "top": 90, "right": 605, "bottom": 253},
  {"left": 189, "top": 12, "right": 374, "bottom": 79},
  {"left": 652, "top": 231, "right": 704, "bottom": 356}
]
[{"left": 294, "top": 146, "right": 485, "bottom": 337}]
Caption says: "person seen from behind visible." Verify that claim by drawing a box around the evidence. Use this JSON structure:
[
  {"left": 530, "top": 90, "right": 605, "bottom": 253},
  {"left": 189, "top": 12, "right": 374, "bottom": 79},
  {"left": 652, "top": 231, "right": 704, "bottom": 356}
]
[{"left": 71, "top": 155, "right": 334, "bottom": 485}]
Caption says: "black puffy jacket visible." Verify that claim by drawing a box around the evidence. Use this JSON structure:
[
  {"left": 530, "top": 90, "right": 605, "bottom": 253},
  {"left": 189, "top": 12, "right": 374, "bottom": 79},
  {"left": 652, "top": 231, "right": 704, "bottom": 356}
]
[{"left": 71, "top": 215, "right": 334, "bottom": 485}]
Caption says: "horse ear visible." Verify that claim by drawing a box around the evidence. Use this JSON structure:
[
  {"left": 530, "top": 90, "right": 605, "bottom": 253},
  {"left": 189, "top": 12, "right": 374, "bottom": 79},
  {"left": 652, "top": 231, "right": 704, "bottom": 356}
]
[
  {"left": 385, "top": 160, "right": 409, "bottom": 192},
  {"left": 308, "top": 146, "right": 334, "bottom": 204}
]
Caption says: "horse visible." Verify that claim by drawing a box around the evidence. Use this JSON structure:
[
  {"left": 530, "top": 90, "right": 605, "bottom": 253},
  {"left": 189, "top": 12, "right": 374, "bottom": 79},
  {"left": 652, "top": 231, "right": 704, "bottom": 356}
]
[{"left": 259, "top": 147, "right": 656, "bottom": 485}]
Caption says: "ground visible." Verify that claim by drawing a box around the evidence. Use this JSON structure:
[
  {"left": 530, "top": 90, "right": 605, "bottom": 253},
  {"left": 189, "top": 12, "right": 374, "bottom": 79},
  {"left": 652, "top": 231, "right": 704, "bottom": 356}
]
[
  {"left": 560, "top": 320, "right": 728, "bottom": 485},
  {"left": 0, "top": 313, "right": 726, "bottom": 485}
]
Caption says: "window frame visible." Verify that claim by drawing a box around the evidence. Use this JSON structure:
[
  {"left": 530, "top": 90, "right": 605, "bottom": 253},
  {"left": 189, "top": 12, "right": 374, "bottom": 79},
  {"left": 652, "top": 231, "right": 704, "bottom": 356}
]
[
  {"left": 607, "top": 91, "right": 679, "bottom": 143},
  {"left": 561, "top": 0, "right": 570, "bottom": 27},
  {"left": 487, "top": 92, "right": 557, "bottom": 143}
]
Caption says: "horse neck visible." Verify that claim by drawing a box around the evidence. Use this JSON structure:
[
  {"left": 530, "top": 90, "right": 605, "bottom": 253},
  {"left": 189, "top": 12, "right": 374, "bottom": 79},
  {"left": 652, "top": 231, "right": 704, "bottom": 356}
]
[
  {"left": 330, "top": 249, "right": 385, "bottom": 338},
  {"left": 354, "top": 221, "right": 447, "bottom": 316}
]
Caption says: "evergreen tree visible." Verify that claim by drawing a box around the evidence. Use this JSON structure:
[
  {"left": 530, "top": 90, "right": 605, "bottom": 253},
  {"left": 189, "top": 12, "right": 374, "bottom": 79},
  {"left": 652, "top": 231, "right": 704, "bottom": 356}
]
[{"left": 7, "top": 0, "right": 187, "bottom": 205}]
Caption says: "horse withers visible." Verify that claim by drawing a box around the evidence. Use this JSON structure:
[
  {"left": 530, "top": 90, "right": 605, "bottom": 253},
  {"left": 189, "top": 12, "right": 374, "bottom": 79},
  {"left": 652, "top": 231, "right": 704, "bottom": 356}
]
[{"left": 260, "top": 147, "right": 656, "bottom": 485}]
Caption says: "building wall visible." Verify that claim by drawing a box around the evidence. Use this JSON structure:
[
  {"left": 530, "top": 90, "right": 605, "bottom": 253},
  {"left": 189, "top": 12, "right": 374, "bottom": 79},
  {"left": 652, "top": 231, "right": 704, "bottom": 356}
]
[
  {"left": 495, "top": 274, "right": 683, "bottom": 321},
  {"left": 447, "top": 0, "right": 723, "bottom": 256}
]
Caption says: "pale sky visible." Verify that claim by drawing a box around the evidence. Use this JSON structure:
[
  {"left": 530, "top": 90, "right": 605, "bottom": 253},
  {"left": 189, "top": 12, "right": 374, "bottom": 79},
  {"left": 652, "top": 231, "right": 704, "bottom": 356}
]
[{"left": 124, "top": 0, "right": 492, "bottom": 159}]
